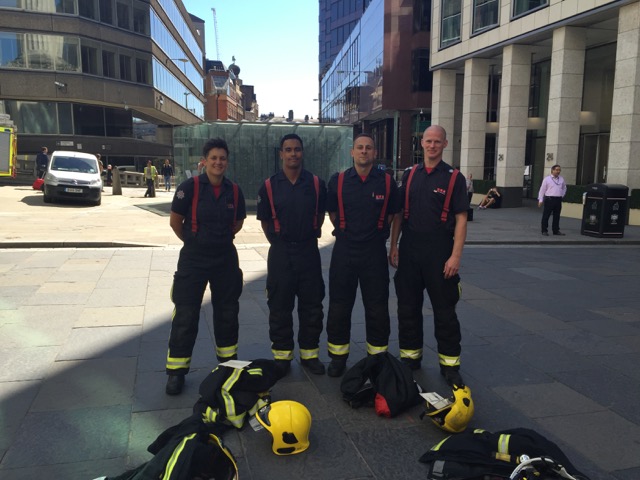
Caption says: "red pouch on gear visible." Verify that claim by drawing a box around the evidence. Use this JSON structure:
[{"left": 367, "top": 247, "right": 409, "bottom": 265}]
[{"left": 374, "top": 392, "right": 391, "bottom": 418}]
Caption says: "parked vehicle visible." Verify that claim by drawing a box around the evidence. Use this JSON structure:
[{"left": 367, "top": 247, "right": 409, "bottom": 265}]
[{"left": 43, "top": 151, "right": 102, "bottom": 206}]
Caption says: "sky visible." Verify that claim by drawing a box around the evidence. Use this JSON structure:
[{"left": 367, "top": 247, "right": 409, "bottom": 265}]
[{"left": 182, "top": 1, "right": 320, "bottom": 120}]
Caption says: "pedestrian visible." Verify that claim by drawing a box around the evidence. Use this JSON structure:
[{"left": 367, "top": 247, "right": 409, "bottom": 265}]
[
  {"left": 165, "top": 138, "right": 246, "bottom": 395},
  {"left": 35, "top": 146, "right": 48, "bottom": 179},
  {"left": 143, "top": 160, "right": 157, "bottom": 197},
  {"left": 538, "top": 164, "right": 567, "bottom": 236},
  {"left": 106, "top": 165, "right": 113, "bottom": 186},
  {"left": 325, "top": 133, "right": 399, "bottom": 377},
  {"left": 388, "top": 125, "right": 469, "bottom": 388},
  {"left": 162, "top": 159, "right": 174, "bottom": 192},
  {"left": 256, "top": 133, "right": 327, "bottom": 376},
  {"left": 466, "top": 173, "right": 473, "bottom": 203},
  {"left": 478, "top": 186, "right": 501, "bottom": 209}
]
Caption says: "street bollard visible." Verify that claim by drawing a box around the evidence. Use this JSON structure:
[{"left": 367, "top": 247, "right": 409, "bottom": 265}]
[{"left": 112, "top": 166, "right": 122, "bottom": 195}]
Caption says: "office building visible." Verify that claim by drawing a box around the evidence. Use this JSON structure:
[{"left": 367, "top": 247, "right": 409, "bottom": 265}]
[
  {"left": 0, "top": 0, "right": 204, "bottom": 170},
  {"left": 320, "top": 0, "right": 432, "bottom": 174},
  {"left": 430, "top": 0, "right": 640, "bottom": 206}
]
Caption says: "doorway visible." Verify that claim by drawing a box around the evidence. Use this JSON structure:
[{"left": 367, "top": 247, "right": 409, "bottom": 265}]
[{"left": 579, "top": 133, "right": 609, "bottom": 185}]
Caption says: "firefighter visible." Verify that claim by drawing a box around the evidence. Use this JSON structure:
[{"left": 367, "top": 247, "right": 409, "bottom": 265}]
[
  {"left": 257, "top": 133, "right": 327, "bottom": 376},
  {"left": 388, "top": 125, "right": 469, "bottom": 388},
  {"left": 325, "top": 133, "right": 399, "bottom": 377},
  {"left": 165, "top": 138, "right": 246, "bottom": 395}
]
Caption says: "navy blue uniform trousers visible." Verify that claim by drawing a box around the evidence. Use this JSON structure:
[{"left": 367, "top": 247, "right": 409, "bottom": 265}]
[
  {"left": 167, "top": 242, "right": 242, "bottom": 375},
  {"left": 266, "top": 238, "right": 324, "bottom": 354},
  {"left": 394, "top": 227, "right": 461, "bottom": 361}
]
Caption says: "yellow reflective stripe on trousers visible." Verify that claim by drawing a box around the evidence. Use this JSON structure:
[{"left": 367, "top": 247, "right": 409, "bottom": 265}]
[
  {"left": 166, "top": 351, "right": 191, "bottom": 370},
  {"left": 328, "top": 342, "right": 349, "bottom": 356},
  {"left": 366, "top": 343, "right": 388, "bottom": 355},
  {"left": 498, "top": 434, "right": 510, "bottom": 456},
  {"left": 399, "top": 348, "right": 422, "bottom": 360},
  {"left": 431, "top": 436, "right": 449, "bottom": 451},
  {"left": 221, "top": 368, "right": 243, "bottom": 427},
  {"left": 438, "top": 353, "right": 460, "bottom": 367},
  {"left": 300, "top": 348, "right": 319, "bottom": 360},
  {"left": 272, "top": 349, "right": 293, "bottom": 361},
  {"left": 216, "top": 344, "right": 238, "bottom": 358},
  {"left": 202, "top": 406, "right": 220, "bottom": 424},
  {"left": 164, "top": 432, "right": 197, "bottom": 478}
]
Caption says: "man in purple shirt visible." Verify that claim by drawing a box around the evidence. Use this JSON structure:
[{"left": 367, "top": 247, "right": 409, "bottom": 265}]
[{"left": 538, "top": 164, "right": 567, "bottom": 236}]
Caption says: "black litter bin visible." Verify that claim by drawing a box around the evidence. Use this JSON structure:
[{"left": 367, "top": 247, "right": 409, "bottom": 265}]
[{"left": 581, "top": 183, "right": 628, "bottom": 238}]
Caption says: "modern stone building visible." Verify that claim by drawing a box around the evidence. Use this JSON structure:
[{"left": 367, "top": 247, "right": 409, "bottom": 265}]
[
  {"left": 0, "top": 0, "right": 204, "bottom": 170},
  {"left": 430, "top": 0, "right": 640, "bottom": 206}
]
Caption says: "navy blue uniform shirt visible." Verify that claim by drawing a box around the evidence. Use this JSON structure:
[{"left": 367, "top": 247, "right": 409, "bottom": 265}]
[
  {"left": 257, "top": 169, "right": 327, "bottom": 243},
  {"left": 399, "top": 161, "right": 469, "bottom": 234},
  {"left": 172, "top": 174, "right": 246, "bottom": 245},
  {"left": 326, "top": 167, "right": 400, "bottom": 242}
]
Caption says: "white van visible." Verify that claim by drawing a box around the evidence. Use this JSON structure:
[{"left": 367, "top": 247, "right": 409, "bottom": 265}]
[{"left": 43, "top": 151, "right": 102, "bottom": 206}]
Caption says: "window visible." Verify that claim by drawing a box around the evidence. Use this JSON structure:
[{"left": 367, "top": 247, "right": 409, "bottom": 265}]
[
  {"left": 412, "top": 48, "right": 432, "bottom": 91},
  {"left": 79, "top": 0, "right": 99, "bottom": 20},
  {"left": 55, "top": 0, "right": 76, "bottom": 14},
  {"left": 441, "top": 0, "right": 461, "bottom": 48},
  {"left": 473, "top": 0, "right": 498, "bottom": 33},
  {"left": 81, "top": 41, "right": 99, "bottom": 75},
  {"left": 512, "top": 0, "right": 547, "bottom": 18},
  {"left": 133, "top": 2, "right": 149, "bottom": 35},
  {"left": 135, "top": 57, "right": 149, "bottom": 84},
  {"left": 0, "top": 32, "right": 23, "bottom": 68},
  {"left": 119, "top": 54, "right": 132, "bottom": 81},
  {"left": 102, "top": 49, "right": 116, "bottom": 78},
  {"left": 100, "top": 0, "right": 114, "bottom": 24},
  {"left": 116, "top": 0, "right": 131, "bottom": 30},
  {"left": 413, "top": 0, "right": 431, "bottom": 32}
]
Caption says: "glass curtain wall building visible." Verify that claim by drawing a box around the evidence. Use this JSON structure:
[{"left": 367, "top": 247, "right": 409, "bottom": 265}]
[
  {"left": 320, "top": 0, "right": 433, "bottom": 176},
  {"left": 0, "top": 0, "right": 204, "bottom": 171}
]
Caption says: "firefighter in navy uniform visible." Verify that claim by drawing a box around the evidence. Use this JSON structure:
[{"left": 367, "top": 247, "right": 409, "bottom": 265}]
[
  {"left": 165, "top": 138, "right": 246, "bottom": 395},
  {"left": 325, "top": 134, "right": 399, "bottom": 377},
  {"left": 389, "top": 125, "right": 469, "bottom": 388},
  {"left": 257, "top": 133, "right": 327, "bottom": 376}
]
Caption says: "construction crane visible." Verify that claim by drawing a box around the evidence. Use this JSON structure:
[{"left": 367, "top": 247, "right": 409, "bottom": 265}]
[{"left": 212, "top": 8, "right": 221, "bottom": 61}]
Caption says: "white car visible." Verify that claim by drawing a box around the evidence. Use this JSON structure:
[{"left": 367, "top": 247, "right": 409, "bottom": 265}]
[{"left": 43, "top": 151, "right": 102, "bottom": 206}]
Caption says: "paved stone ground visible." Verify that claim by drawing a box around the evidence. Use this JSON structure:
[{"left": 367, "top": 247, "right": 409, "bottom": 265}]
[{"left": 1, "top": 185, "right": 639, "bottom": 479}]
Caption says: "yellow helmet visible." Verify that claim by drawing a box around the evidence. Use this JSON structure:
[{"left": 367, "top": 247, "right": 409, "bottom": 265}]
[
  {"left": 255, "top": 400, "right": 312, "bottom": 455},
  {"left": 424, "top": 385, "right": 474, "bottom": 433}
]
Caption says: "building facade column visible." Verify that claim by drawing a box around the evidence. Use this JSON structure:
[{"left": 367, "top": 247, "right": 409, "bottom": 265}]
[
  {"left": 545, "top": 26, "right": 586, "bottom": 185},
  {"left": 461, "top": 58, "right": 489, "bottom": 180},
  {"left": 609, "top": 2, "right": 640, "bottom": 188},
  {"left": 431, "top": 68, "right": 457, "bottom": 165},
  {"left": 497, "top": 44, "right": 531, "bottom": 207}
]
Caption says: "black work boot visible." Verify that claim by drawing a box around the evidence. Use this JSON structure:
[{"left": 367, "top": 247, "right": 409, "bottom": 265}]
[
  {"left": 274, "top": 360, "right": 291, "bottom": 376},
  {"left": 327, "top": 357, "right": 347, "bottom": 377},
  {"left": 301, "top": 358, "right": 326, "bottom": 375},
  {"left": 165, "top": 375, "right": 185, "bottom": 395},
  {"left": 441, "top": 367, "right": 465, "bottom": 388},
  {"left": 400, "top": 357, "right": 421, "bottom": 371}
]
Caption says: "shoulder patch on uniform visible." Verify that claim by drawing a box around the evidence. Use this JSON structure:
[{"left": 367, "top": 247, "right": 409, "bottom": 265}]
[{"left": 176, "top": 189, "right": 185, "bottom": 200}]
